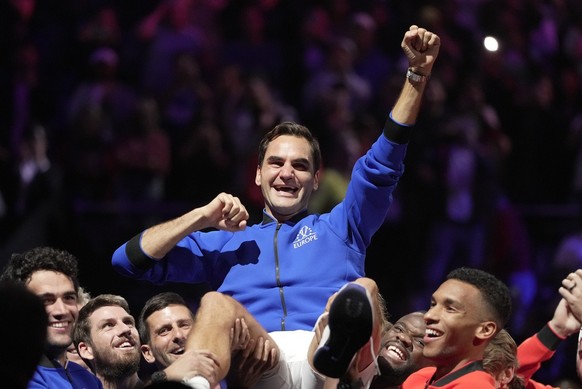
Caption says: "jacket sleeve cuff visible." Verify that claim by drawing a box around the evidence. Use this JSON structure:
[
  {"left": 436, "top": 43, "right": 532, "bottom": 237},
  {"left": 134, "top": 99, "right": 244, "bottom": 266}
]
[
  {"left": 538, "top": 323, "right": 566, "bottom": 351},
  {"left": 383, "top": 112, "right": 412, "bottom": 144},
  {"left": 126, "top": 233, "right": 157, "bottom": 271}
]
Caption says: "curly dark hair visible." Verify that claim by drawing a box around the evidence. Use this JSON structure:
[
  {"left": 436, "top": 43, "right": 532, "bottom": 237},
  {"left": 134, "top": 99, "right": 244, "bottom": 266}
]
[
  {"left": 447, "top": 267, "right": 512, "bottom": 329},
  {"left": 0, "top": 246, "right": 80, "bottom": 292}
]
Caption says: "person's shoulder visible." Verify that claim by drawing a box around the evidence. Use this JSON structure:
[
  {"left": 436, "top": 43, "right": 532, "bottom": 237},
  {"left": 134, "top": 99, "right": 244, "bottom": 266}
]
[
  {"left": 29, "top": 363, "right": 101, "bottom": 388},
  {"left": 67, "top": 361, "right": 102, "bottom": 386},
  {"left": 454, "top": 369, "right": 495, "bottom": 388},
  {"left": 66, "top": 360, "right": 89, "bottom": 372},
  {"left": 402, "top": 366, "right": 436, "bottom": 388}
]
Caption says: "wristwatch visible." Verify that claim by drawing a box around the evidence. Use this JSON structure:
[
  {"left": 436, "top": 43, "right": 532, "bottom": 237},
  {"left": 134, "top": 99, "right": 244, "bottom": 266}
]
[
  {"left": 150, "top": 370, "right": 167, "bottom": 383},
  {"left": 406, "top": 68, "right": 430, "bottom": 83}
]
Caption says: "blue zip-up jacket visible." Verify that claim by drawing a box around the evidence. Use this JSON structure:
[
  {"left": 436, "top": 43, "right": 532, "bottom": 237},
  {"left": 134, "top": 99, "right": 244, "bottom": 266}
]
[
  {"left": 28, "top": 355, "right": 103, "bottom": 389},
  {"left": 112, "top": 118, "right": 410, "bottom": 333}
]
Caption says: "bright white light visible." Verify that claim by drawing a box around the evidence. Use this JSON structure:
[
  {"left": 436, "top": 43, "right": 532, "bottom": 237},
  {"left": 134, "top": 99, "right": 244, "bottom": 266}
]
[{"left": 483, "top": 36, "right": 499, "bottom": 52}]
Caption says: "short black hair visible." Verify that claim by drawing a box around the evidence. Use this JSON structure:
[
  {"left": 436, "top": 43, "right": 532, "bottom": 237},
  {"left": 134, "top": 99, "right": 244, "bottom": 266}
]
[
  {"left": 0, "top": 246, "right": 80, "bottom": 293},
  {"left": 138, "top": 292, "right": 193, "bottom": 345},
  {"left": 447, "top": 267, "right": 512, "bottom": 328}
]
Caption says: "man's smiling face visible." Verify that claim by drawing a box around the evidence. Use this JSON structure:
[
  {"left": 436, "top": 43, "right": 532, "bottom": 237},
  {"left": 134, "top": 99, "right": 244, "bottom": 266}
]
[
  {"left": 377, "top": 312, "right": 430, "bottom": 382},
  {"left": 256, "top": 134, "right": 319, "bottom": 222},
  {"left": 141, "top": 304, "right": 194, "bottom": 368},
  {"left": 422, "top": 279, "right": 485, "bottom": 367},
  {"left": 26, "top": 270, "right": 78, "bottom": 355},
  {"left": 83, "top": 305, "right": 141, "bottom": 378}
]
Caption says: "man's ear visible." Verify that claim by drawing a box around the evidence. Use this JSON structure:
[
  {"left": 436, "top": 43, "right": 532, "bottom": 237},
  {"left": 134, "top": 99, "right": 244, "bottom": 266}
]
[
  {"left": 255, "top": 166, "right": 261, "bottom": 187},
  {"left": 313, "top": 170, "right": 320, "bottom": 191},
  {"left": 77, "top": 341, "right": 94, "bottom": 361},
  {"left": 476, "top": 321, "right": 497, "bottom": 341},
  {"left": 141, "top": 344, "right": 156, "bottom": 364}
]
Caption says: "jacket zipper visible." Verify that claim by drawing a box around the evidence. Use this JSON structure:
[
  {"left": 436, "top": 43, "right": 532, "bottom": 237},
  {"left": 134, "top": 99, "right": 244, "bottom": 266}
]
[{"left": 274, "top": 222, "right": 287, "bottom": 330}]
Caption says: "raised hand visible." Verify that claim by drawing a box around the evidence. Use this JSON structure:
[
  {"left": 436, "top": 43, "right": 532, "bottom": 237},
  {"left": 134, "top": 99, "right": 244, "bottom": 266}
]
[
  {"left": 559, "top": 269, "right": 582, "bottom": 326},
  {"left": 401, "top": 25, "right": 441, "bottom": 76},
  {"left": 201, "top": 192, "right": 249, "bottom": 232}
]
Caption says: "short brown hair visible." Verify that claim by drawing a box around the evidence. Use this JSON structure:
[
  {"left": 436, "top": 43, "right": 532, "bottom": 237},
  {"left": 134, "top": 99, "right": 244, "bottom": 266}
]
[
  {"left": 73, "top": 294, "right": 131, "bottom": 347},
  {"left": 483, "top": 329, "right": 525, "bottom": 389},
  {"left": 258, "top": 122, "right": 322, "bottom": 172}
]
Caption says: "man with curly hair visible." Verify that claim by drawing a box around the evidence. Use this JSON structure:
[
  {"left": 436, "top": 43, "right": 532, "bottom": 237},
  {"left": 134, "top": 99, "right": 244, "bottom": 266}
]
[{"left": 0, "top": 246, "right": 102, "bottom": 388}]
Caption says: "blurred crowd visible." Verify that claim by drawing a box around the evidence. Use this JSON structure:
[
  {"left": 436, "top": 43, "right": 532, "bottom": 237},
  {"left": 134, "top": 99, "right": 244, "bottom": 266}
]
[{"left": 2, "top": 0, "right": 582, "bottom": 383}]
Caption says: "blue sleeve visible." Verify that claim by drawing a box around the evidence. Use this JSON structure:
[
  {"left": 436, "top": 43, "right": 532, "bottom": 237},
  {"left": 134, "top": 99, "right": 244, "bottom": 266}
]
[
  {"left": 112, "top": 231, "right": 220, "bottom": 285},
  {"left": 111, "top": 229, "right": 259, "bottom": 289},
  {"left": 327, "top": 120, "right": 408, "bottom": 252}
]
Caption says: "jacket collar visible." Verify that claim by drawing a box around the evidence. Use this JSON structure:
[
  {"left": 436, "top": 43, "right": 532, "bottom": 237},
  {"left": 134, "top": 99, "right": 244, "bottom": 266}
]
[
  {"left": 38, "top": 353, "right": 65, "bottom": 369},
  {"left": 261, "top": 209, "right": 309, "bottom": 225},
  {"left": 430, "top": 361, "right": 485, "bottom": 387}
]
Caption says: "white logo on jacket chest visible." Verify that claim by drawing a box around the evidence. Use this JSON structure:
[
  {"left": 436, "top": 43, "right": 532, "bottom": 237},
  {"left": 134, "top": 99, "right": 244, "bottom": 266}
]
[{"left": 293, "top": 226, "right": 318, "bottom": 248}]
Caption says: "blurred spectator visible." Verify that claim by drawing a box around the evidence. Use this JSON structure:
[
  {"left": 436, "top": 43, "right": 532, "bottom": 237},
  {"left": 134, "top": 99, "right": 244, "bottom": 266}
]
[
  {"left": 419, "top": 113, "right": 498, "bottom": 297},
  {"left": 554, "top": 230, "right": 582, "bottom": 282},
  {"left": 112, "top": 97, "right": 171, "bottom": 203},
  {"left": 349, "top": 12, "right": 393, "bottom": 104},
  {"left": 300, "top": 6, "right": 333, "bottom": 77},
  {"left": 488, "top": 195, "right": 537, "bottom": 338},
  {"left": 158, "top": 51, "right": 214, "bottom": 148},
  {"left": 302, "top": 36, "right": 371, "bottom": 120},
  {"left": 323, "top": 0, "right": 353, "bottom": 37},
  {"left": 68, "top": 47, "right": 138, "bottom": 138},
  {"left": 8, "top": 41, "right": 41, "bottom": 159},
  {"left": 77, "top": 5, "right": 122, "bottom": 59},
  {"left": 66, "top": 47, "right": 138, "bottom": 201},
  {"left": 221, "top": 4, "right": 284, "bottom": 91},
  {"left": 0, "top": 123, "right": 65, "bottom": 259},
  {"left": 138, "top": 0, "right": 206, "bottom": 98}
]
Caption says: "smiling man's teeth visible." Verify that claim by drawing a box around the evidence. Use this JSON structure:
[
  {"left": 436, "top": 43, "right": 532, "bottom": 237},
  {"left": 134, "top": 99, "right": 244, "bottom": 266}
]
[
  {"left": 50, "top": 322, "right": 68, "bottom": 328},
  {"left": 117, "top": 341, "right": 133, "bottom": 348},
  {"left": 426, "top": 328, "right": 442, "bottom": 337},
  {"left": 387, "top": 345, "right": 405, "bottom": 361}
]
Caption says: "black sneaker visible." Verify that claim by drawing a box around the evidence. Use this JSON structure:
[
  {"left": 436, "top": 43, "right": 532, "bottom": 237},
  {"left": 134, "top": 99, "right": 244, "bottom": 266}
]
[{"left": 313, "top": 283, "right": 373, "bottom": 378}]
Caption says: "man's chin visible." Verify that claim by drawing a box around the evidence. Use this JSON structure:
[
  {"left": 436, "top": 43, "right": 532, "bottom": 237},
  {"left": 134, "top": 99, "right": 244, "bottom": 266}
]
[{"left": 166, "top": 355, "right": 180, "bottom": 365}]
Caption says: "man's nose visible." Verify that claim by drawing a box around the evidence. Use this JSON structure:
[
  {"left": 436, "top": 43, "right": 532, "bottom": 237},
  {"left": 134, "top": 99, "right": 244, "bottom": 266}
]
[
  {"left": 279, "top": 163, "right": 295, "bottom": 178},
  {"left": 50, "top": 298, "right": 68, "bottom": 317}
]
